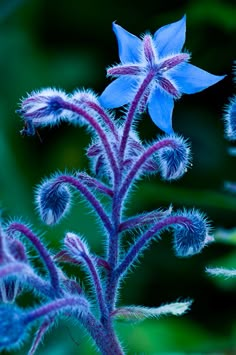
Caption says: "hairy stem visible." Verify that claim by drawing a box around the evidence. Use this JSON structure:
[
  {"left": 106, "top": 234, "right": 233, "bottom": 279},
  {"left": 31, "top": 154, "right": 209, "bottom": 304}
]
[
  {"left": 61, "top": 101, "right": 119, "bottom": 183},
  {"left": 77, "top": 172, "right": 114, "bottom": 197},
  {"left": 7, "top": 223, "right": 61, "bottom": 295},
  {"left": 119, "top": 70, "right": 156, "bottom": 162},
  {"left": 116, "top": 215, "right": 191, "bottom": 278},
  {"left": 24, "top": 296, "right": 124, "bottom": 354},
  {"left": 119, "top": 138, "right": 177, "bottom": 200},
  {"left": 85, "top": 100, "right": 119, "bottom": 140},
  {"left": 81, "top": 252, "right": 108, "bottom": 322},
  {"left": 56, "top": 175, "right": 113, "bottom": 234}
]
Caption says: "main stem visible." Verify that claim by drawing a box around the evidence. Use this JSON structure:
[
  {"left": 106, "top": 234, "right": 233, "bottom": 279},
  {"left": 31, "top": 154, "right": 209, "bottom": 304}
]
[
  {"left": 119, "top": 70, "right": 156, "bottom": 163},
  {"left": 105, "top": 71, "right": 156, "bottom": 313}
]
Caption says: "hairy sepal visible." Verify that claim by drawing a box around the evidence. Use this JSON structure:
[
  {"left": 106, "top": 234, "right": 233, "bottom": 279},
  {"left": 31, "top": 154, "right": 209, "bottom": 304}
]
[{"left": 112, "top": 300, "right": 192, "bottom": 323}]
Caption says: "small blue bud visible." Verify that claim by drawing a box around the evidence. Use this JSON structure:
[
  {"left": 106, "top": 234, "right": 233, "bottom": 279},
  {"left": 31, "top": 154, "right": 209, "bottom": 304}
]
[
  {"left": 224, "top": 96, "right": 236, "bottom": 140},
  {"left": 173, "top": 210, "right": 212, "bottom": 257},
  {"left": 158, "top": 135, "right": 191, "bottom": 180},
  {"left": 0, "top": 304, "right": 27, "bottom": 350},
  {"left": 36, "top": 179, "right": 71, "bottom": 225}
]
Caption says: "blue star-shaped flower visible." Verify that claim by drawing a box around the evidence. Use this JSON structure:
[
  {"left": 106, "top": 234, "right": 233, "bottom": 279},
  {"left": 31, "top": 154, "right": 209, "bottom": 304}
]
[{"left": 99, "top": 16, "right": 225, "bottom": 133}]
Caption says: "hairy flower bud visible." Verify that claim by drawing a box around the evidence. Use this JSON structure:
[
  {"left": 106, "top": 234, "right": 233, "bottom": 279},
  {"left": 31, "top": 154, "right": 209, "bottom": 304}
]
[
  {"left": 224, "top": 96, "right": 236, "bottom": 140},
  {"left": 36, "top": 179, "right": 71, "bottom": 225},
  {"left": 173, "top": 210, "right": 212, "bottom": 257},
  {"left": 0, "top": 304, "right": 27, "bottom": 349},
  {"left": 157, "top": 135, "right": 190, "bottom": 180},
  {"left": 64, "top": 232, "right": 89, "bottom": 259},
  {"left": 17, "top": 88, "right": 69, "bottom": 135}
]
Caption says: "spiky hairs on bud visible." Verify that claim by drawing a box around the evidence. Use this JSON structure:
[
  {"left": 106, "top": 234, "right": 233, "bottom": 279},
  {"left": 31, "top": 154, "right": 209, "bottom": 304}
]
[
  {"left": 64, "top": 232, "right": 90, "bottom": 259},
  {"left": 17, "top": 88, "right": 70, "bottom": 135},
  {"left": 173, "top": 210, "right": 212, "bottom": 257},
  {"left": 157, "top": 135, "right": 191, "bottom": 180},
  {"left": 35, "top": 178, "right": 71, "bottom": 225}
]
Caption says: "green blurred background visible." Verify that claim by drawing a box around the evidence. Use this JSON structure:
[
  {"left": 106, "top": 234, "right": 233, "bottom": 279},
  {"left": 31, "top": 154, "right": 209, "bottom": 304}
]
[{"left": 0, "top": 0, "right": 236, "bottom": 353}]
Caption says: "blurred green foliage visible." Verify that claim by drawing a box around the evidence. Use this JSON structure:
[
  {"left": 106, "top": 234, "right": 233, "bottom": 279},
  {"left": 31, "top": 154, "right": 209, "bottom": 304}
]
[{"left": 0, "top": 0, "right": 236, "bottom": 353}]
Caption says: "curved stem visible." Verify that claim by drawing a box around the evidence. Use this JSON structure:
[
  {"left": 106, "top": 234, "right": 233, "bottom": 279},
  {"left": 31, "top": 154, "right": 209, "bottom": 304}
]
[
  {"left": 61, "top": 101, "right": 119, "bottom": 183},
  {"left": 119, "top": 138, "right": 176, "bottom": 200},
  {"left": 7, "top": 223, "right": 61, "bottom": 295},
  {"left": 116, "top": 215, "right": 191, "bottom": 278},
  {"left": 0, "top": 261, "right": 27, "bottom": 278},
  {"left": 77, "top": 172, "right": 114, "bottom": 197},
  {"left": 24, "top": 296, "right": 89, "bottom": 324},
  {"left": 119, "top": 70, "right": 156, "bottom": 162},
  {"left": 119, "top": 208, "right": 171, "bottom": 232},
  {"left": 85, "top": 100, "right": 119, "bottom": 140},
  {"left": 56, "top": 175, "right": 113, "bottom": 234},
  {"left": 24, "top": 296, "right": 124, "bottom": 354},
  {"left": 29, "top": 315, "right": 56, "bottom": 355}
]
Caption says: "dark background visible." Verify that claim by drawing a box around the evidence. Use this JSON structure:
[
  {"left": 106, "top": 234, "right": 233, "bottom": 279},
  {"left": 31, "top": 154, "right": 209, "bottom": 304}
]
[{"left": 0, "top": 0, "right": 236, "bottom": 353}]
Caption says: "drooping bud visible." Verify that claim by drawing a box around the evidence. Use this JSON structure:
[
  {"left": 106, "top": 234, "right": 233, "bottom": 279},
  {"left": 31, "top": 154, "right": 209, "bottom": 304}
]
[
  {"left": 173, "top": 210, "right": 212, "bottom": 257},
  {"left": 64, "top": 232, "right": 89, "bottom": 260},
  {"left": 35, "top": 179, "right": 71, "bottom": 225},
  {"left": 157, "top": 135, "right": 191, "bottom": 180},
  {"left": 17, "top": 88, "right": 69, "bottom": 135}
]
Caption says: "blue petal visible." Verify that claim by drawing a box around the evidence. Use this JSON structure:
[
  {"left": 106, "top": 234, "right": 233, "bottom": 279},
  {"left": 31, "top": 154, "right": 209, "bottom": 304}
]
[
  {"left": 171, "top": 63, "right": 226, "bottom": 94},
  {"left": 99, "top": 77, "right": 138, "bottom": 108},
  {"left": 148, "top": 87, "right": 174, "bottom": 134},
  {"left": 154, "top": 15, "right": 186, "bottom": 58},
  {"left": 112, "top": 22, "right": 142, "bottom": 64}
]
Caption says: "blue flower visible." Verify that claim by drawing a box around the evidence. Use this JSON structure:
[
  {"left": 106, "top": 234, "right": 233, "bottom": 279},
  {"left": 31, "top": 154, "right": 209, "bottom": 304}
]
[{"left": 100, "top": 16, "right": 225, "bottom": 133}]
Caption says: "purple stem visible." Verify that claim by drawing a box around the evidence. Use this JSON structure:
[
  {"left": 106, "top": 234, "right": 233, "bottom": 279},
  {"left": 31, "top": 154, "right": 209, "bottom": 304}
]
[
  {"left": 116, "top": 215, "right": 191, "bottom": 278},
  {"left": 0, "top": 262, "right": 54, "bottom": 298},
  {"left": 81, "top": 252, "right": 108, "bottom": 321},
  {"left": 105, "top": 139, "right": 176, "bottom": 298},
  {"left": 83, "top": 312, "right": 124, "bottom": 355},
  {"left": 24, "top": 296, "right": 89, "bottom": 324},
  {"left": 29, "top": 316, "right": 55, "bottom": 355},
  {"left": 85, "top": 100, "right": 119, "bottom": 140},
  {"left": 105, "top": 186, "right": 122, "bottom": 312},
  {"left": 77, "top": 172, "right": 114, "bottom": 197},
  {"left": 7, "top": 223, "right": 61, "bottom": 295},
  {"left": 119, "top": 138, "right": 176, "bottom": 200},
  {"left": 61, "top": 101, "right": 119, "bottom": 182},
  {"left": 24, "top": 297, "right": 124, "bottom": 354},
  {"left": 119, "top": 70, "right": 156, "bottom": 162},
  {"left": 0, "top": 261, "right": 27, "bottom": 278},
  {"left": 119, "top": 209, "right": 171, "bottom": 232},
  {"left": 56, "top": 175, "right": 113, "bottom": 234}
]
